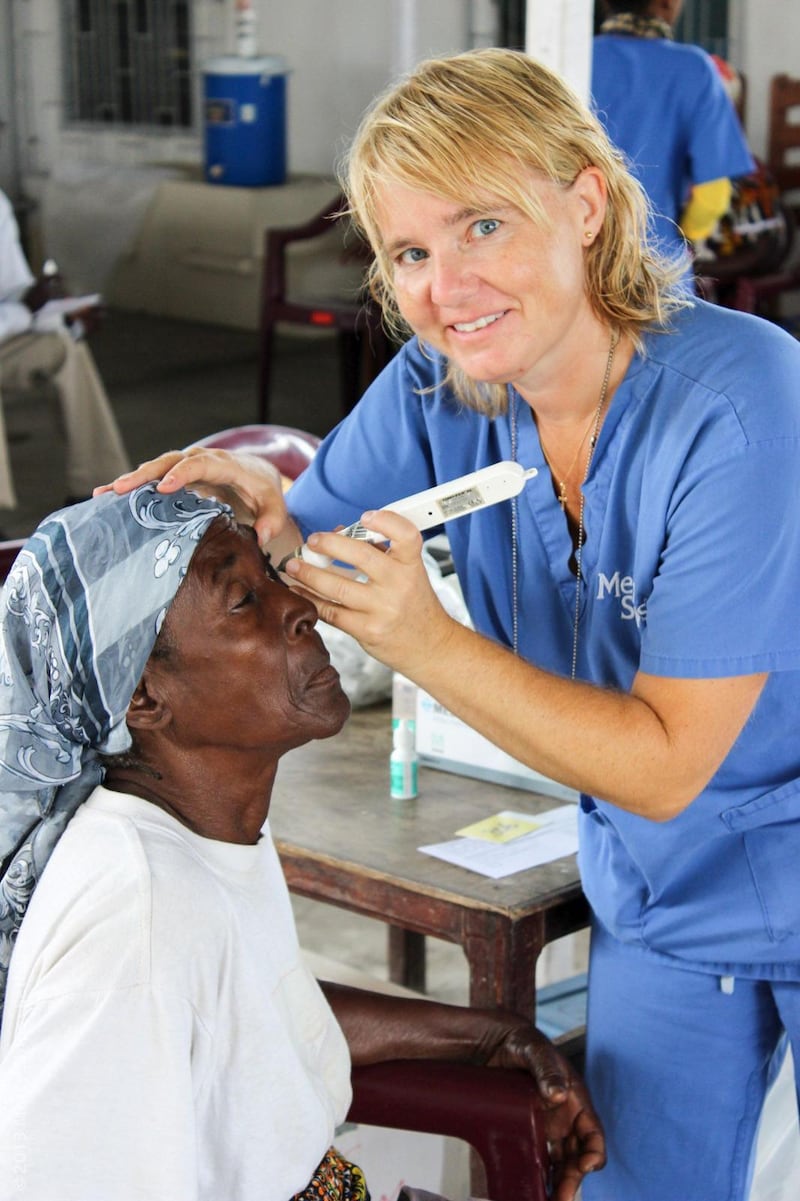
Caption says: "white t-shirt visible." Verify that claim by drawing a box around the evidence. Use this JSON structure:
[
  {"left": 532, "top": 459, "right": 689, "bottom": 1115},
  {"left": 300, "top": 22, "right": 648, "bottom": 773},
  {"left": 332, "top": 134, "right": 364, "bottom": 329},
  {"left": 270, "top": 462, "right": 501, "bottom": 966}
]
[{"left": 0, "top": 786, "right": 352, "bottom": 1201}]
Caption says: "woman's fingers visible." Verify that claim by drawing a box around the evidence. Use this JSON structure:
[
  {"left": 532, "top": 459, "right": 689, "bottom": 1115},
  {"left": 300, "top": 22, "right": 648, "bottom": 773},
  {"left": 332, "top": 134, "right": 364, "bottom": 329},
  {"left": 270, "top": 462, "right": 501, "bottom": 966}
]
[
  {"left": 283, "top": 517, "right": 418, "bottom": 608},
  {"left": 93, "top": 451, "right": 187, "bottom": 495},
  {"left": 287, "top": 510, "right": 424, "bottom": 578},
  {"left": 283, "top": 512, "right": 449, "bottom": 674},
  {"left": 352, "top": 509, "right": 426, "bottom": 563},
  {"left": 93, "top": 448, "right": 292, "bottom": 544}
]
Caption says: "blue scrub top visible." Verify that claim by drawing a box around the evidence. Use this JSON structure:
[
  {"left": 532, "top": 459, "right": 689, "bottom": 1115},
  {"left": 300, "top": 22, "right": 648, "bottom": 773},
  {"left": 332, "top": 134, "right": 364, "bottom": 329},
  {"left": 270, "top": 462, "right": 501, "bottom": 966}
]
[
  {"left": 288, "top": 301, "right": 800, "bottom": 977},
  {"left": 591, "top": 35, "right": 754, "bottom": 262}
]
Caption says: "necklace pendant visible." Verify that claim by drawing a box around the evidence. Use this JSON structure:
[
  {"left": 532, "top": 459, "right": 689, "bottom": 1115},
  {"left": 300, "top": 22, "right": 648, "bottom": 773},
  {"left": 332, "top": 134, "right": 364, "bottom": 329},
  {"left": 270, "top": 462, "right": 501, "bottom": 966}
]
[{"left": 558, "top": 482, "right": 568, "bottom": 510}]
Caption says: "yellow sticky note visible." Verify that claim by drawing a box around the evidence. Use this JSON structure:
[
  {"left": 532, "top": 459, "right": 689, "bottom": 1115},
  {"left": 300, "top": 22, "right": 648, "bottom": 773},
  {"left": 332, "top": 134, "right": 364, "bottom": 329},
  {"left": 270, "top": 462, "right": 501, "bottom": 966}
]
[{"left": 456, "top": 812, "right": 541, "bottom": 843}]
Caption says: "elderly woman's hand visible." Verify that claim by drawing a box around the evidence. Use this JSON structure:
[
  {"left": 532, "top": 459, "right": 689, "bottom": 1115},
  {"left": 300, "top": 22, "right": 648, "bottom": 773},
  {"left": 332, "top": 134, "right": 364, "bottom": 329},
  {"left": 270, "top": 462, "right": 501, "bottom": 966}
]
[
  {"left": 283, "top": 508, "right": 458, "bottom": 679},
  {"left": 324, "top": 981, "right": 605, "bottom": 1201},
  {"left": 93, "top": 447, "right": 293, "bottom": 548},
  {"left": 481, "top": 1021, "right": 606, "bottom": 1201}
]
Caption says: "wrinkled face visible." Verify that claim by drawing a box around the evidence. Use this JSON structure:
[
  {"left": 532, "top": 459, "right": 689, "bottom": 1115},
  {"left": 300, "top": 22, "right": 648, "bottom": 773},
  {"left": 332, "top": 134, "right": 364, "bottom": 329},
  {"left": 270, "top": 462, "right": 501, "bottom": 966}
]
[
  {"left": 154, "top": 516, "right": 350, "bottom": 755},
  {"left": 375, "top": 169, "right": 602, "bottom": 401}
]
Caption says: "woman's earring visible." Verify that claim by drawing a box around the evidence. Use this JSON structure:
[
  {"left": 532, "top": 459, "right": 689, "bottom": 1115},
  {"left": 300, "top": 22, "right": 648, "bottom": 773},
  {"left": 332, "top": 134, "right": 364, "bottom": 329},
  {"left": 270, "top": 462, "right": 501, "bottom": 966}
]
[{"left": 584, "top": 230, "right": 594, "bottom": 240}]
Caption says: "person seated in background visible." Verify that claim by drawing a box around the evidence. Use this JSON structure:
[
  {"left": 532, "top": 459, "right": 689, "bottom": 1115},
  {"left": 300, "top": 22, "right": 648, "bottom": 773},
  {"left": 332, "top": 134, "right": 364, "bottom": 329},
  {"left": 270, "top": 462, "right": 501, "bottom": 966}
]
[
  {"left": 0, "top": 484, "right": 604, "bottom": 1201},
  {"left": 0, "top": 187, "right": 130, "bottom": 509},
  {"left": 591, "top": 0, "right": 754, "bottom": 277}
]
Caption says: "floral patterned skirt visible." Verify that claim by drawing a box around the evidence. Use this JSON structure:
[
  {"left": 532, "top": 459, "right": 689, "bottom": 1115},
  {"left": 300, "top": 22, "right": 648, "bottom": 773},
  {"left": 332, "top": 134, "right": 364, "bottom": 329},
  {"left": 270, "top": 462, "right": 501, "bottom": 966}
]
[{"left": 291, "top": 1146, "right": 370, "bottom": 1201}]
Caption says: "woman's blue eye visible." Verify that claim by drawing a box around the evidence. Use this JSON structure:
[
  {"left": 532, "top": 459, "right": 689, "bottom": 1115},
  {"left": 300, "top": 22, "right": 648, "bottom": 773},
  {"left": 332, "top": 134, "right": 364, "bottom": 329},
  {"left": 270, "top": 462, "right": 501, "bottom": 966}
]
[
  {"left": 473, "top": 218, "right": 500, "bottom": 237},
  {"left": 399, "top": 246, "right": 428, "bottom": 265}
]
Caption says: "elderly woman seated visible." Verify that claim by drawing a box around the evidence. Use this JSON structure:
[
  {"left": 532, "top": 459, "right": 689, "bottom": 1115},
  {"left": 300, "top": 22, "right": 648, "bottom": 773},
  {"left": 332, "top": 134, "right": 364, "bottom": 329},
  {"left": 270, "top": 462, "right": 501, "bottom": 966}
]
[{"left": 0, "top": 486, "right": 604, "bottom": 1201}]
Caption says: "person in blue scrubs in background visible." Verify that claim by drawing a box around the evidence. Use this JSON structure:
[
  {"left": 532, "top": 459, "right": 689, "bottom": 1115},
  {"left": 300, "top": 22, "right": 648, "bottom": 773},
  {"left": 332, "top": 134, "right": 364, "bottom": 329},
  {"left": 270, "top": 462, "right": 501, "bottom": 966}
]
[
  {"left": 105, "top": 48, "right": 800, "bottom": 1201},
  {"left": 591, "top": 0, "right": 754, "bottom": 274}
]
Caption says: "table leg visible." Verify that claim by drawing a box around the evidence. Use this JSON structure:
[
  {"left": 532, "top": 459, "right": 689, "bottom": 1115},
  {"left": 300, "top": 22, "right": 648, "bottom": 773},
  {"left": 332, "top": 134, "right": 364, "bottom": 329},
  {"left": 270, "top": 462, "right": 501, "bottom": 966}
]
[
  {"left": 387, "top": 925, "right": 426, "bottom": 993},
  {"left": 462, "top": 911, "right": 545, "bottom": 1022},
  {"left": 460, "top": 894, "right": 591, "bottom": 1020}
]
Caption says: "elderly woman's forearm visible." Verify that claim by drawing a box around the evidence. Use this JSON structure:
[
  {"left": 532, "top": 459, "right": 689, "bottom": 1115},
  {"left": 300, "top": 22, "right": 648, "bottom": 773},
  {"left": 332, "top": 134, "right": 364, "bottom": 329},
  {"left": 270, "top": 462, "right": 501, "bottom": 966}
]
[{"left": 320, "top": 982, "right": 524, "bottom": 1068}]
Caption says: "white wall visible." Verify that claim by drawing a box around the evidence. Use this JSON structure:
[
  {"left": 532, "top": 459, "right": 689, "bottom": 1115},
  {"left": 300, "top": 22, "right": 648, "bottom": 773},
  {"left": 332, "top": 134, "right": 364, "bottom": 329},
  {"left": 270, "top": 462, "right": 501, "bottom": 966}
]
[
  {"left": 2, "top": 0, "right": 798, "bottom": 249},
  {"left": 4, "top": 0, "right": 798, "bottom": 193},
  {"left": 3, "top": 0, "right": 493, "bottom": 195},
  {"left": 526, "top": 0, "right": 594, "bottom": 101},
  {"left": 4, "top": 0, "right": 227, "bottom": 190}
]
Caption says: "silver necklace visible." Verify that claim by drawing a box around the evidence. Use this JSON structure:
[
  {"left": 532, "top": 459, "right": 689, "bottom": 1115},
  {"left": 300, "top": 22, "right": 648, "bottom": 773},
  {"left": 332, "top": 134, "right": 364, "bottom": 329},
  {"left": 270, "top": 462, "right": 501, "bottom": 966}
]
[{"left": 510, "top": 331, "right": 618, "bottom": 675}]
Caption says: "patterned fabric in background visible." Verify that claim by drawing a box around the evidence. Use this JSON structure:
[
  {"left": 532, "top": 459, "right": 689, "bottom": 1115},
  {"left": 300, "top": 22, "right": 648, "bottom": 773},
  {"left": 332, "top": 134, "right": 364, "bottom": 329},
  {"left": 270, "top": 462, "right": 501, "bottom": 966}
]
[
  {"left": 291, "top": 1146, "right": 370, "bottom": 1200},
  {"left": 0, "top": 484, "right": 229, "bottom": 1022},
  {"left": 598, "top": 14, "right": 673, "bottom": 40}
]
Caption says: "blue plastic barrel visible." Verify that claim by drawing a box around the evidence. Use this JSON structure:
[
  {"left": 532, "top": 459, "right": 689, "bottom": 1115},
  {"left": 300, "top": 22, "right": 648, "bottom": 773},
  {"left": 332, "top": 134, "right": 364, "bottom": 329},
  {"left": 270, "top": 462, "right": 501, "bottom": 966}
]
[{"left": 203, "top": 55, "right": 289, "bottom": 187}]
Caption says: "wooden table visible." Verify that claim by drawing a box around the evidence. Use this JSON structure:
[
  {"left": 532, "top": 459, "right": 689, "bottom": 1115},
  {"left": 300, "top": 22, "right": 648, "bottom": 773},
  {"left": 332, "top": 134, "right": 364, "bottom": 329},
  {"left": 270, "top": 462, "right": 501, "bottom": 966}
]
[{"left": 270, "top": 705, "right": 589, "bottom": 1022}]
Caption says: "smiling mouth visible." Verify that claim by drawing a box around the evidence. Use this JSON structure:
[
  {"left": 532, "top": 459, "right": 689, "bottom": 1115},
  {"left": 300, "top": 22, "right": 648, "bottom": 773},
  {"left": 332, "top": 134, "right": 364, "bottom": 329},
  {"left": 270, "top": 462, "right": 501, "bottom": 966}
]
[{"left": 452, "top": 311, "right": 507, "bottom": 333}]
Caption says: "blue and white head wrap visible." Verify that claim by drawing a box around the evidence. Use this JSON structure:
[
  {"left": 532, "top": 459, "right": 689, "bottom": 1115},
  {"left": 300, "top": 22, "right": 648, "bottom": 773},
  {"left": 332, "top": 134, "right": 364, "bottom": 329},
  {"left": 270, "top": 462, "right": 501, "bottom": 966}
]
[{"left": 0, "top": 483, "right": 229, "bottom": 1020}]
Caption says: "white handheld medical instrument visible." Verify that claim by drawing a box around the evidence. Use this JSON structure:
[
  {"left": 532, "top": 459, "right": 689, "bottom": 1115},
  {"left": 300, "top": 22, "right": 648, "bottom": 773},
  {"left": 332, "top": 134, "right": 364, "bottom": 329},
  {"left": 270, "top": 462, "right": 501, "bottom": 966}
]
[{"left": 278, "top": 461, "right": 538, "bottom": 570}]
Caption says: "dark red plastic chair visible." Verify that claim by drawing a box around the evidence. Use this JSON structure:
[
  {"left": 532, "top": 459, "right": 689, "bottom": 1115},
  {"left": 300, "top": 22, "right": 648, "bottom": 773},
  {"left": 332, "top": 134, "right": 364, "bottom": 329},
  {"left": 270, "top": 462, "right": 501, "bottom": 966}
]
[
  {"left": 768, "top": 74, "right": 800, "bottom": 203},
  {"left": 193, "top": 423, "right": 321, "bottom": 482},
  {"left": 257, "top": 194, "right": 395, "bottom": 423},
  {"left": 731, "top": 74, "right": 800, "bottom": 316},
  {"left": 348, "top": 1060, "right": 551, "bottom": 1201},
  {"left": 696, "top": 76, "right": 800, "bottom": 319},
  {"left": 0, "top": 539, "right": 25, "bottom": 581}
]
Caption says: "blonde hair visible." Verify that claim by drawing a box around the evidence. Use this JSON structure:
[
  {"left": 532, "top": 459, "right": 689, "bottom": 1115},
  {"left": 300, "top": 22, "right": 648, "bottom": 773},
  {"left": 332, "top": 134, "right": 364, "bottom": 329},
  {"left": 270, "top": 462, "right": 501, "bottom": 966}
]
[{"left": 341, "top": 47, "right": 688, "bottom": 416}]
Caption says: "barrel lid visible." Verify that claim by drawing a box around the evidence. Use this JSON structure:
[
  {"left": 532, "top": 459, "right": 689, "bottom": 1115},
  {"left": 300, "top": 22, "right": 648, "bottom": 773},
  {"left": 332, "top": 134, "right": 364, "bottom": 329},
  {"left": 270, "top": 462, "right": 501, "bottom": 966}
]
[{"left": 203, "top": 54, "right": 289, "bottom": 76}]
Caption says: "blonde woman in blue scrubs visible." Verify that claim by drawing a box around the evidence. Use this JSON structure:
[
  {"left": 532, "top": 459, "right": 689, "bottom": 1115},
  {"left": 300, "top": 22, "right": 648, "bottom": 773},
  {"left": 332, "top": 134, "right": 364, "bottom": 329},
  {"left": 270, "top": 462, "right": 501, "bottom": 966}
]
[{"left": 106, "top": 49, "right": 800, "bottom": 1201}]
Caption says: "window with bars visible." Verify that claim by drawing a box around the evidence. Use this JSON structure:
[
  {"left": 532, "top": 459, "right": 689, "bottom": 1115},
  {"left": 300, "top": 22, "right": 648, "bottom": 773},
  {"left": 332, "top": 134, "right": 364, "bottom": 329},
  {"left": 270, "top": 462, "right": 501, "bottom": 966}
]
[{"left": 61, "top": 0, "right": 193, "bottom": 129}]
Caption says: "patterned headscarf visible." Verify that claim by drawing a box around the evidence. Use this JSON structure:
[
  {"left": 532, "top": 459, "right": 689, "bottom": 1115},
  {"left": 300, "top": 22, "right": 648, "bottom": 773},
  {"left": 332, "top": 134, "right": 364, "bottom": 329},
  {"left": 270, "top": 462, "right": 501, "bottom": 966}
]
[{"left": 0, "top": 484, "right": 229, "bottom": 1021}]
